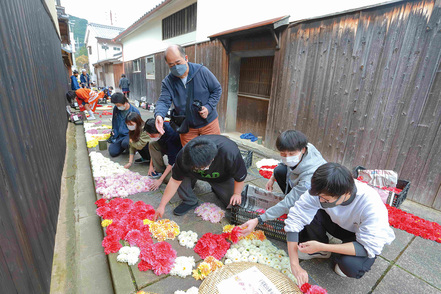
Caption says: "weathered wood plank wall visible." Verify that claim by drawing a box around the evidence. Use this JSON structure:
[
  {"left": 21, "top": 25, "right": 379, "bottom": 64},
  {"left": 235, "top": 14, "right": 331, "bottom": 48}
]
[
  {"left": 267, "top": 0, "right": 441, "bottom": 209},
  {"left": 0, "top": 0, "right": 69, "bottom": 292}
]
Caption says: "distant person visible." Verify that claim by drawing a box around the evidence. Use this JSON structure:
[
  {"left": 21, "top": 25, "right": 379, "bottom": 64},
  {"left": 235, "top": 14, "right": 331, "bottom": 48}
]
[
  {"left": 154, "top": 45, "right": 222, "bottom": 146},
  {"left": 70, "top": 70, "right": 80, "bottom": 91},
  {"left": 75, "top": 88, "right": 99, "bottom": 120},
  {"left": 284, "top": 163, "right": 395, "bottom": 286},
  {"left": 80, "top": 69, "right": 90, "bottom": 88},
  {"left": 240, "top": 130, "right": 326, "bottom": 236},
  {"left": 144, "top": 118, "right": 182, "bottom": 190},
  {"left": 119, "top": 74, "right": 130, "bottom": 98},
  {"left": 109, "top": 92, "right": 140, "bottom": 157},
  {"left": 124, "top": 112, "right": 150, "bottom": 169}
]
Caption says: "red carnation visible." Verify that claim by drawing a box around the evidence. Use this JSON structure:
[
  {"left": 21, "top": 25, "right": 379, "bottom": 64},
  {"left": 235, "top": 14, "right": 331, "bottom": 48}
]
[
  {"left": 300, "top": 283, "right": 312, "bottom": 293},
  {"left": 138, "top": 260, "right": 152, "bottom": 271},
  {"left": 125, "top": 229, "right": 142, "bottom": 246},
  {"left": 95, "top": 198, "right": 107, "bottom": 207},
  {"left": 307, "top": 285, "right": 327, "bottom": 294},
  {"left": 102, "top": 235, "right": 122, "bottom": 254},
  {"left": 194, "top": 233, "right": 231, "bottom": 260}
]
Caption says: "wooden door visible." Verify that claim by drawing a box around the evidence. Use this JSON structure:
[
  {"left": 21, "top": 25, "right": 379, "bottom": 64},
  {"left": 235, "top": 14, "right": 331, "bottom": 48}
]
[{"left": 236, "top": 56, "right": 274, "bottom": 139}]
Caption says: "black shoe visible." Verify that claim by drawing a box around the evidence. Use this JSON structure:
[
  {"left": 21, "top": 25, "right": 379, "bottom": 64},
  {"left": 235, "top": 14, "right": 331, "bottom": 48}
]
[
  {"left": 173, "top": 202, "right": 199, "bottom": 216},
  {"left": 135, "top": 158, "right": 150, "bottom": 164}
]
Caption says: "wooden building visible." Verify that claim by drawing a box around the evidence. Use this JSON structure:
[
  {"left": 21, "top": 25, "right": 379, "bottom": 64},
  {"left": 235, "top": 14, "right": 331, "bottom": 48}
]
[{"left": 120, "top": 0, "right": 441, "bottom": 209}]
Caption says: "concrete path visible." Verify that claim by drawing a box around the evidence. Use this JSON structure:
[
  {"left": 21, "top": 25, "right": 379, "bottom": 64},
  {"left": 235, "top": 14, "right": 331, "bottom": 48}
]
[{"left": 52, "top": 105, "right": 441, "bottom": 294}]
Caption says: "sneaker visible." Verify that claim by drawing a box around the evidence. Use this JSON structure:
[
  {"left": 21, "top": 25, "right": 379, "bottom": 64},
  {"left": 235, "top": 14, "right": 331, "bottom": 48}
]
[
  {"left": 334, "top": 264, "right": 347, "bottom": 277},
  {"left": 173, "top": 202, "right": 199, "bottom": 216},
  {"left": 149, "top": 171, "right": 162, "bottom": 179},
  {"left": 134, "top": 158, "right": 150, "bottom": 164},
  {"left": 87, "top": 115, "right": 96, "bottom": 120},
  {"left": 297, "top": 251, "right": 331, "bottom": 260}
]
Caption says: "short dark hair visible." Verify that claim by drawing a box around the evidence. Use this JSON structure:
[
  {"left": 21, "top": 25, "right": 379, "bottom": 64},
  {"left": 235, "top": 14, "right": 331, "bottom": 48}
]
[
  {"left": 275, "top": 130, "right": 308, "bottom": 152},
  {"left": 73, "top": 70, "right": 78, "bottom": 74},
  {"left": 144, "top": 118, "right": 159, "bottom": 134},
  {"left": 183, "top": 137, "right": 218, "bottom": 169},
  {"left": 111, "top": 92, "right": 128, "bottom": 104},
  {"left": 109, "top": 86, "right": 114, "bottom": 90},
  {"left": 121, "top": 74, "right": 126, "bottom": 78},
  {"left": 66, "top": 91, "right": 76, "bottom": 103},
  {"left": 309, "top": 163, "right": 355, "bottom": 198}
]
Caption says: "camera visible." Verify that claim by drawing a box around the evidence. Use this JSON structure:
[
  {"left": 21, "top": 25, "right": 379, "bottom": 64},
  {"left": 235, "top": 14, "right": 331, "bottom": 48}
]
[{"left": 192, "top": 100, "right": 203, "bottom": 111}]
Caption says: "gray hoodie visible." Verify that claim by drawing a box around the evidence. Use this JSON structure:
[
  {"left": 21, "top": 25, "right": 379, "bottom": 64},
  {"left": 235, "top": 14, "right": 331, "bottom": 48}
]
[{"left": 260, "top": 143, "right": 327, "bottom": 222}]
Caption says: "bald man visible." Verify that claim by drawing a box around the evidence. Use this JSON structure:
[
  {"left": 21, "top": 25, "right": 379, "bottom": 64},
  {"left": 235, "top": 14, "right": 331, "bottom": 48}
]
[{"left": 154, "top": 45, "right": 222, "bottom": 146}]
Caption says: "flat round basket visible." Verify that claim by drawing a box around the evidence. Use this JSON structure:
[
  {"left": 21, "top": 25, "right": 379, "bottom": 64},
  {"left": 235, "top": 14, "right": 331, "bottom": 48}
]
[{"left": 199, "top": 262, "right": 302, "bottom": 294}]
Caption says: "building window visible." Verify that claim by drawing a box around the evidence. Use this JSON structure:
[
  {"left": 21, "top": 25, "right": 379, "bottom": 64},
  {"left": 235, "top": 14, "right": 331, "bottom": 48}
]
[
  {"left": 88, "top": 46, "right": 92, "bottom": 55},
  {"left": 113, "top": 47, "right": 120, "bottom": 51},
  {"left": 162, "top": 3, "right": 197, "bottom": 40},
  {"left": 133, "top": 59, "right": 140, "bottom": 72},
  {"left": 146, "top": 56, "right": 155, "bottom": 79}
]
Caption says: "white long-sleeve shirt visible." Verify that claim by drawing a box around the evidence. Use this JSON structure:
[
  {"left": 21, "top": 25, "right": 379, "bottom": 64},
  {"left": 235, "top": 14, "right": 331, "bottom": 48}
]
[{"left": 284, "top": 181, "right": 395, "bottom": 258}]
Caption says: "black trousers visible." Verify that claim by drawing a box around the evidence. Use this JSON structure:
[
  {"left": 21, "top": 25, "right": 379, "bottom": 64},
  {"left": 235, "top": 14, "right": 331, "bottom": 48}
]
[
  {"left": 299, "top": 209, "right": 376, "bottom": 279},
  {"left": 137, "top": 142, "right": 151, "bottom": 161},
  {"left": 273, "top": 164, "right": 292, "bottom": 194}
]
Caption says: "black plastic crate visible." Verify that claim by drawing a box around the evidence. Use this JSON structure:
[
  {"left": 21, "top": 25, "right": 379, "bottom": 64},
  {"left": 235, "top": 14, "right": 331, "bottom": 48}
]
[
  {"left": 231, "top": 184, "right": 286, "bottom": 241},
  {"left": 240, "top": 150, "right": 253, "bottom": 169},
  {"left": 353, "top": 166, "right": 410, "bottom": 208}
]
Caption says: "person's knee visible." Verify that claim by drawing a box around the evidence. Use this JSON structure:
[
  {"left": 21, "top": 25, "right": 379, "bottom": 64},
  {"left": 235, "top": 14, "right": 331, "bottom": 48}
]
[
  {"left": 108, "top": 143, "right": 121, "bottom": 157},
  {"left": 336, "top": 255, "right": 375, "bottom": 279}
]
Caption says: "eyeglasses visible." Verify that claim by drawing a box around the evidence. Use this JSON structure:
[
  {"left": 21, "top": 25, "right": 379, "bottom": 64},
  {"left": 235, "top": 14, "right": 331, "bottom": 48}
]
[{"left": 317, "top": 194, "right": 344, "bottom": 204}]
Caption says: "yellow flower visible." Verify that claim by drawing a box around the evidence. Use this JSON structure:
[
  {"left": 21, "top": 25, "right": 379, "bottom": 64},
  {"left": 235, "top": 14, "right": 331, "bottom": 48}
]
[
  {"left": 223, "top": 224, "right": 235, "bottom": 233},
  {"left": 192, "top": 269, "right": 204, "bottom": 280},
  {"left": 101, "top": 219, "right": 113, "bottom": 227},
  {"left": 198, "top": 262, "right": 211, "bottom": 277},
  {"left": 143, "top": 219, "right": 153, "bottom": 225}
]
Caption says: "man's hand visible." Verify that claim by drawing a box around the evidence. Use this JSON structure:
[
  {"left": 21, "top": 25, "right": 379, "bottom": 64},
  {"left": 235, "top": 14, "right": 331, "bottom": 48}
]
[
  {"left": 292, "top": 264, "right": 309, "bottom": 287},
  {"left": 229, "top": 193, "right": 242, "bottom": 206},
  {"left": 199, "top": 106, "right": 209, "bottom": 119},
  {"left": 124, "top": 162, "right": 132, "bottom": 169},
  {"left": 155, "top": 116, "right": 165, "bottom": 135},
  {"left": 151, "top": 179, "right": 163, "bottom": 191},
  {"left": 265, "top": 178, "right": 275, "bottom": 191},
  {"left": 148, "top": 165, "right": 155, "bottom": 176},
  {"left": 154, "top": 205, "right": 165, "bottom": 221},
  {"left": 298, "top": 240, "right": 323, "bottom": 254},
  {"left": 239, "top": 218, "right": 258, "bottom": 236}
]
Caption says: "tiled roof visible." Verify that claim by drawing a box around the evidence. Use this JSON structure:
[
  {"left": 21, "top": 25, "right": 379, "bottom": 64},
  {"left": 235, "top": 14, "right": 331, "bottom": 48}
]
[{"left": 88, "top": 23, "right": 125, "bottom": 40}]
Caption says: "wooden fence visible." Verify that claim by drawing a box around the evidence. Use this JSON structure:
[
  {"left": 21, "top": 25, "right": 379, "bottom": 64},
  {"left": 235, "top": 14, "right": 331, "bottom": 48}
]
[
  {"left": 267, "top": 0, "right": 441, "bottom": 209},
  {"left": 0, "top": 0, "right": 69, "bottom": 292}
]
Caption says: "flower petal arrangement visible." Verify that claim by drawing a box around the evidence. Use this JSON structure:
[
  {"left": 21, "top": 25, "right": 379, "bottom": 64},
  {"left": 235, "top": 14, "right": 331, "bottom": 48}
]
[
  {"left": 117, "top": 246, "right": 141, "bottom": 265},
  {"left": 223, "top": 225, "right": 267, "bottom": 242},
  {"left": 194, "top": 232, "right": 231, "bottom": 260},
  {"left": 177, "top": 231, "right": 198, "bottom": 249},
  {"left": 386, "top": 204, "right": 441, "bottom": 243},
  {"left": 300, "top": 283, "right": 328, "bottom": 294},
  {"left": 194, "top": 202, "right": 225, "bottom": 223},
  {"left": 170, "top": 256, "right": 196, "bottom": 278},
  {"left": 149, "top": 219, "right": 180, "bottom": 241},
  {"left": 95, "top": 198, "right": 177, "bottom": 276},
  {"left": 90, "top": 152, "right": 154, "bottom": 199},
  {"left": 192, "top": 256, "right": 223, "bottom": 280}
]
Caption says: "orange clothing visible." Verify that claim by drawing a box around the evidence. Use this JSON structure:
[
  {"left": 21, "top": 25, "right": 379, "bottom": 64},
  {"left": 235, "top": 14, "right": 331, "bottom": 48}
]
[
  {"left": 179, "top": 117, "right": 221, "bottom": 146},
  {"left": 75, "top": 88, "right": 99, "bottom": 112}
]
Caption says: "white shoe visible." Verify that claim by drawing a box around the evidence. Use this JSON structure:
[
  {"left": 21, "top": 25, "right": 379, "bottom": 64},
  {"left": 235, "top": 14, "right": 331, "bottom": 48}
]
[
  {"left": 297, "top": 251, "right": 331, "bottom": 260},
  {"left": 334, "top": 264, "right": 347, "bottom": 277},
  {"left": 87, "top": 115, "right": 96, "bottom": 120}
]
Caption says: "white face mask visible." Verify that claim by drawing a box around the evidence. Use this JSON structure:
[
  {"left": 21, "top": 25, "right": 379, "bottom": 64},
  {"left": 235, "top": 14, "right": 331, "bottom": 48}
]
[
  {"left": 282, "top": 153, "right": 302, "bottom": 167},
  {"left": 117, "top": 105, "right": 126, "bottom": 111},
  {"left": 127, "top": 124, "right": 136, "bottom": 131}
]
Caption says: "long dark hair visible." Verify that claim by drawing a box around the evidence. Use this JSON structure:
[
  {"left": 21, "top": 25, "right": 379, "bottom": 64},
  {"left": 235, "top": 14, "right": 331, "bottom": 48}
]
[{"left": 125, "top": 112, "right": 144, "bottom": 142}]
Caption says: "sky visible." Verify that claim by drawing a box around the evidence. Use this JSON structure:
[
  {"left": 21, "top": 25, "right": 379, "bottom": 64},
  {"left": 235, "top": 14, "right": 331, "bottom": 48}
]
[{"left": 61, "top": 0, "right": 164, "bottom": 28}]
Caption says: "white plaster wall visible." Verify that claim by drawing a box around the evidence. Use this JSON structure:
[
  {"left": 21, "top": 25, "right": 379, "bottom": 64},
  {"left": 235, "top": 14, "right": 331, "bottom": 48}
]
[
  {"left": 121, "top": 0, "right": 197, "bottom": 61},
  {"left": 121, "top": 0, "right": 385, "bottom": 61},
  {"left": 196, "top": 0, "right": 387, "bottom": 41}
]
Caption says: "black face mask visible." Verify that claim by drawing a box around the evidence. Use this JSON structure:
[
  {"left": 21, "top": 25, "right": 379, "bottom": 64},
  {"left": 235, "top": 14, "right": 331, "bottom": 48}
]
[{"left": 320, "top": 194, "right": 345, "bottom": 209}]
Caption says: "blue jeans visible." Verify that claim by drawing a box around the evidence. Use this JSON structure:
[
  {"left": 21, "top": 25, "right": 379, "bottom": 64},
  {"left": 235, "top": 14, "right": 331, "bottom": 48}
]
[{"left": 108, "top": 135, "right": 129, "bottom": 157}]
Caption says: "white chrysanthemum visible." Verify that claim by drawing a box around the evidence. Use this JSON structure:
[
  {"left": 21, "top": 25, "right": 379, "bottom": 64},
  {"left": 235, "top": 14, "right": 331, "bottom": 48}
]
[
  {"left": 252, "top": 240, "right": 263, "bottom": 247},
  {"left": 127, "top": 254, "right": 139, "bottom": 266},
  {"left": 266, "top": 259, "right": 275, "bottom": 267},
  {"left": 248, "top": 255, "right": 258, "bottom": 263},
  {"left": 170, "top": 256, "right": 195, "bottom": 278},
  {"left": 257, "top": 258, "right": 266, "bottom": 264},
  {"left": 233, "top": 256, "right": 241, "bottom": 263},
  {"left": 225, "top": 259, "right": 233, "bottom": 265},
  {"left": 281, "top": 268, "right": 291, "bottom": 275},
  {"left": 287, "top": 273, "right": 297, "bottom": 284},
  {"left": 240, "top": 255, "right": 249, "bottom": 262},
  {"left": 276, "top": 249, "right": 287, "bottom": 256},
  {"left": 238, "top": 247, "right": 245, "bottom": 253},
  {"left": 242, "top": 250, "right": 250, "bottom": 257},
  {"left": 281, "top": 257, "right": 290, "bottom": 267},
  {"left": 116, "top": 254, "right": 128, "bottom": 263},
  {"left": 186, "top": 287, "right": 199, "bottom": 294},
  {"left": 119, "top": 246, "right": 131, "bottom": 255},
  {"left": 273, "top": 264, "right": 282, "bottom": 270}
]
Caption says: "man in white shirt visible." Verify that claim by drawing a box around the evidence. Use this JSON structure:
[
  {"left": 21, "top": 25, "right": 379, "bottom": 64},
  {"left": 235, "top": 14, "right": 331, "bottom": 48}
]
[{"left": 284, "top": 163, "right": 395, "bottom": 286}]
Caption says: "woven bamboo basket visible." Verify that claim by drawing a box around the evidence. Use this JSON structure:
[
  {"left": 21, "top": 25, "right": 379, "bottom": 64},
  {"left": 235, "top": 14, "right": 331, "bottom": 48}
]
[{"left": 199, "top": 262, "right": 301, "bottom": 294}]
